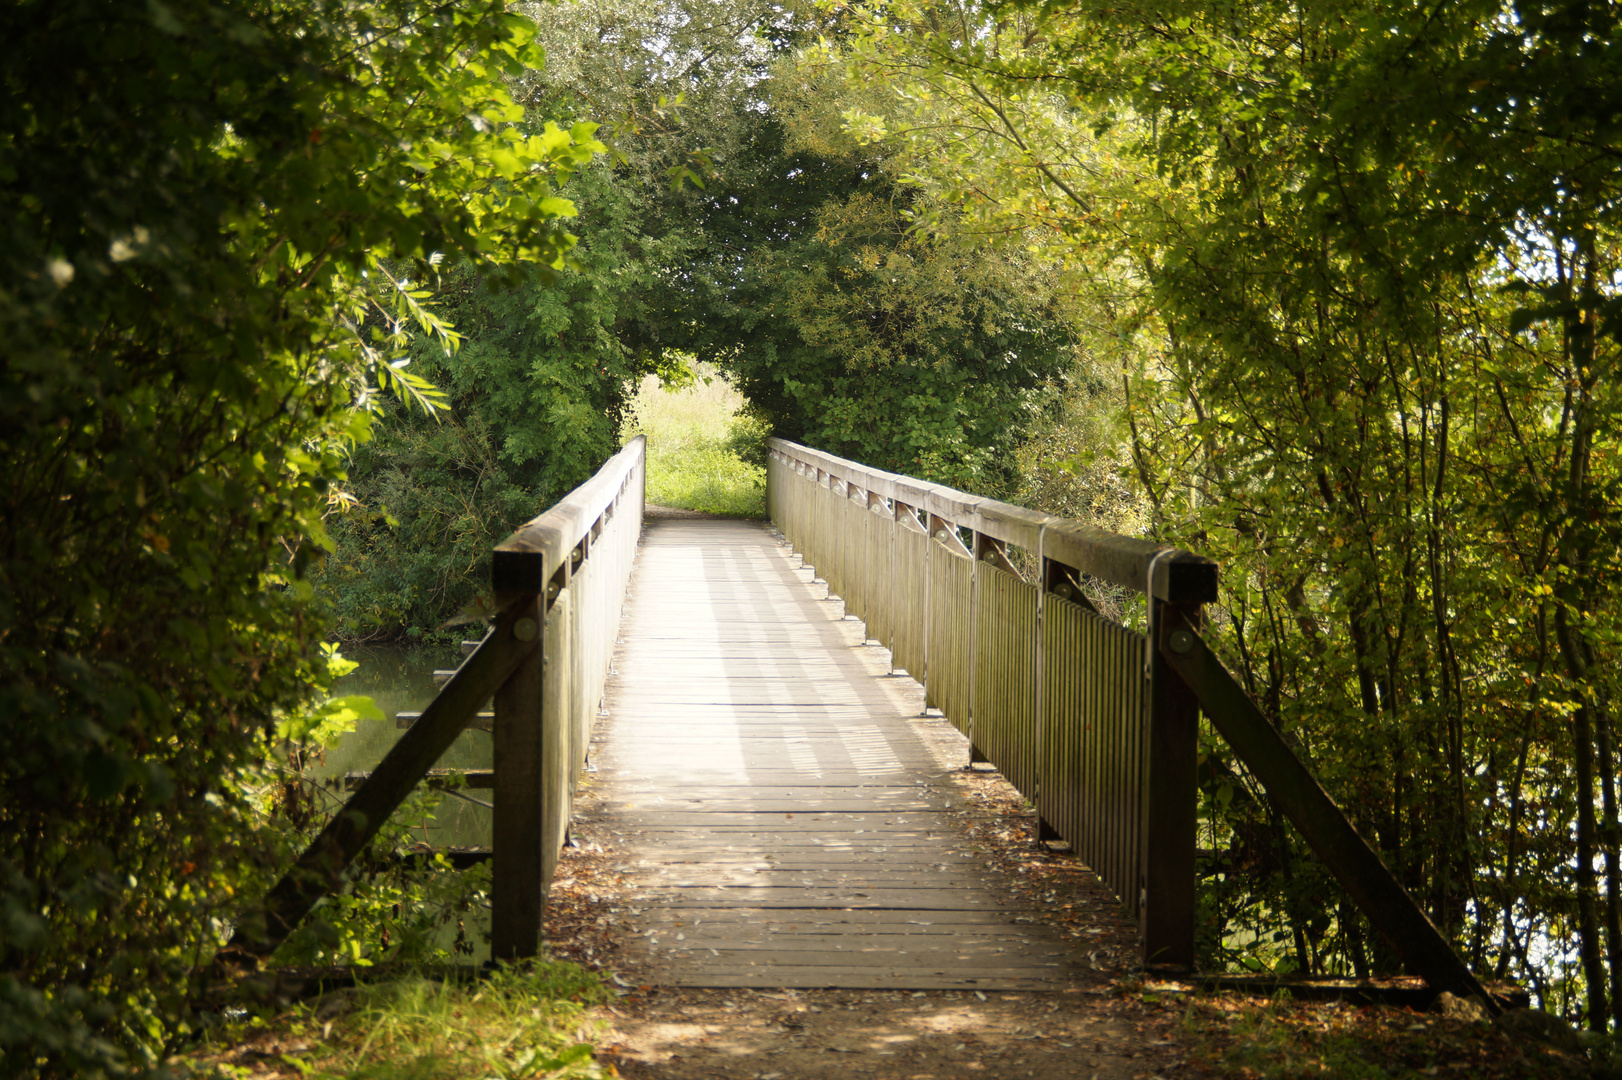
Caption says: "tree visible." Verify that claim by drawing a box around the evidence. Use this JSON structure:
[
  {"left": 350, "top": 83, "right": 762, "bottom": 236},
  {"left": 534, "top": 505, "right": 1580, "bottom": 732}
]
[
  {"left": 322, "top": 0, "right": 1083, "bottom": 646},
  {"left": 317, "top": 165, "right": 693, "bottom": 638},
  {"left": 0, "top": 1, "right": 597, "bottom": 1071},
  {"left": 823, "top": 0, "right": 1622, "bottom": 1022}
]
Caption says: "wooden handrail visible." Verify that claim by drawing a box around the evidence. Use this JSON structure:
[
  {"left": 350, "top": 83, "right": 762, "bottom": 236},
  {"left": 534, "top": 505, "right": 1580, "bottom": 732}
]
[
  {"left": 231, "top": 439, "right": 645, "bottom": 965},
  {"left": 493, "top": 435, "right": 646, "bottom": 595},
  {"left": 768, "top": 438, "right": 1217, "bottom": 604}
]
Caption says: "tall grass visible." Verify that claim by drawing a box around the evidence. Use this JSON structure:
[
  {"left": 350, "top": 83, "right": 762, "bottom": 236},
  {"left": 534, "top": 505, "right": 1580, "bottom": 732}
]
[
  {"left": 184, "top": 963, "right": 608, "bottom": 1080},
  {"left": 622, "top": 365, "right": 765, "bottom": 517}
]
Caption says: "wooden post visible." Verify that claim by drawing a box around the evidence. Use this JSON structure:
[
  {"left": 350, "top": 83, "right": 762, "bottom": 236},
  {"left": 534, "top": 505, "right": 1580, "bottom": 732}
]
[
  {"left": 540, "top": 589, "right": 574, "bottom": 910},
  {"left": 492, "top": 593, "right": 546, "bottom": 960},
  {"left": 229, "top": 602, "right": 538, "bottom": 961},
  {"left": 1140, "top": 594, "right": 1200, "bottom": 969}
]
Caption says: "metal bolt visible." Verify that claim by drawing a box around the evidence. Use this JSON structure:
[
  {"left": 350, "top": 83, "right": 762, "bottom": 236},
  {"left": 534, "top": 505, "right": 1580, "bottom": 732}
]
[
  {"left": 1054, "top": 582, "right": 1075, "bottom": 600},
  {"left": 513, "top": 617, "right": 539, "bottom": 642},
  {"left": 1169, "top": 628, "right": 1195, "bottom": 654}
]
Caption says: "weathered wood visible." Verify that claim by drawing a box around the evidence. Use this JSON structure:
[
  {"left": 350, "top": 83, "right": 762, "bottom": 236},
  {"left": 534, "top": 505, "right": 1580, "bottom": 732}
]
[
  {"left": 492, "top": 593, "right": 545, "bottom": 960},
  {"left": 397, "top": 710, "right": 491, "bottom": 732},
  {"left": 1043, "top": 529, "right": 1218, "bottom": 606},
  {"left": 1158, "top": 608, "right": 1500, "bottom": 1008},
  {"left": 645, "top": 972, "right": 1063, "bottom": 991},
  {"left": 492, "top": 437, "right": 644, "bottom": 594},
  {"left": 540, "top": 589, "right": 574, "bottom": 923},
  {"left": 229, "top": 603, "right": 538, "bottom": 959},
  {"left": 769, "top": 437, "right": 1218, "bottom": 603},
  {"left": 632, "top": 907, "right": 1036, "bottom": 927},
  {"left": 1140, "top": 599, "right": 1200, "bottom": 969},
  {"left": 599, "top": 518, "right": 1082, "bottom": 991}
]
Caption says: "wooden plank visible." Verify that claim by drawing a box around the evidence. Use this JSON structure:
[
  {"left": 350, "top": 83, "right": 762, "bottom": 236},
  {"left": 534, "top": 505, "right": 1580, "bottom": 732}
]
[
  {"left": 540, "top": 590, "right": 574, "bottom": 924},
  {"left": 630, "top": 909, "right": 1043, "bottom": 927},
  {"left": 600, "top": 802, "right": 945, "bottom": 814},
  {"left": 639, "top": 948, "right": 1073, "bottom": 969},
  {"left": 397, "top": 710, "right": 492, "bottom": 732},
  {"left": 618, "top": 875, "right": 1014, "bottom": 889},
  {"left": 606, "top": 856, "right": 980, "bottom": 869},
  {"left": 644, "top": 973, "right": 1064, "bottom": 990},
  {"left": 595, "top": 518, "right": 1076, "bottom": 990},
  {"left": 621, "top": 894, "right": 1018, "bottom": 910},
  {"left": 634, "top": 928, "right": 1050, "bottom": 942}
]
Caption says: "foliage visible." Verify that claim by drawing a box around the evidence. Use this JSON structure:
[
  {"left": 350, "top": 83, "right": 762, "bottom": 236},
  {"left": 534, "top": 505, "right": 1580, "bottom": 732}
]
[
  {"left": 527, "top": 0, "right": 1082, "bottom": 495},
  {"left": 819, "top": 0, "right": 1622, "bottom": 1028},
  {"left": 0, "top": 0, "right": 599, "bottom": 1073},
  {"left": 236, "top": 645, "right": 493, "bottom": 970},
  {"left": 623, "top": 368, "right": 767, "bottom": 518},
  {"left": 314, "top": 1, "right": 744, "bottom": 641},
  {"left": 324, "top": 0, "right": 1082, "bottom": 647},
  {"left": 652, "top": 108, "right": 1080, "bottom": 494},
  {"left": 316, "top": 174, "right": 681, "bottom": 641},
  {"left": 179, "top": 964, "right": 608, "bottom": 1080}
]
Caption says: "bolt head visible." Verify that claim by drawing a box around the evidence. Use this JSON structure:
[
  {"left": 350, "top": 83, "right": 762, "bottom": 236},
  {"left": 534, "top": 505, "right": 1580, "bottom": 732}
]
[
  {"left": 513, "top": 617, "right": 539, "bottom": 642},
  {"left": 1169, "top": 628, "right": 1195, "bottom": 654}
]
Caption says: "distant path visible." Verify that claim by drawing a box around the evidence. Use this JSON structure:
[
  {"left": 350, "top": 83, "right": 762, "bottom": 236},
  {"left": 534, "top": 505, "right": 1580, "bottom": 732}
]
[{"left": 589, "top": 517, "right": 1081, "bottom": 991}]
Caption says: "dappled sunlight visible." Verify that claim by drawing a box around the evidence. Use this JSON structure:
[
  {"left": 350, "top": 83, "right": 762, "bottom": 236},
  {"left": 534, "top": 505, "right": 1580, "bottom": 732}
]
[{"left": 592, "top": 987, "right": 1166, "bottom": 1079}]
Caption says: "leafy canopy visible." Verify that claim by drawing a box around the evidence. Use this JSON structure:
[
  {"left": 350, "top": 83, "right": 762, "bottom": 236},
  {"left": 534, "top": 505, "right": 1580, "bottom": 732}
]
[{"left": 0, "top": 0, "right": 600, "bottom": 1073}]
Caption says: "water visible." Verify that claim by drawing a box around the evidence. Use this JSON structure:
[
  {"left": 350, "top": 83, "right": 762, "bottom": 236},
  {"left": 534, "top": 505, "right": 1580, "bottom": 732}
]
[{"left": 311, "top": 643, "right": 494, "bottom": 850}]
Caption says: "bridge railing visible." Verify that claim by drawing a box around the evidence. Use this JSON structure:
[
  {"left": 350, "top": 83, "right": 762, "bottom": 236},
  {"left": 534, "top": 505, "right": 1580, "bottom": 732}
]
[
  {"left": 767, "top": 437, "right": 1496, "bottom": 1001},
  {"left": 768, "top": 437, "right": 1214, "bottom": 967},
  {"left": 236, "top": 437, "right": 644, "bottom": 963}
]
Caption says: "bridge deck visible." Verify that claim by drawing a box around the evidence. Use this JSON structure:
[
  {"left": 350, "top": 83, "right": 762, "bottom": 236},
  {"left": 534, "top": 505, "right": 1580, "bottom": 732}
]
[{"left": 589, "top": 517, "right": 1082, "bottom": 990}]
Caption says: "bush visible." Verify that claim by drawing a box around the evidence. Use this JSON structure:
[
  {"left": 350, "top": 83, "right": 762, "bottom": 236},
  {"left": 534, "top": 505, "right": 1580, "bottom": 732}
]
[{"left": 0, "top": 2, "right": 594, "bottom": 1072}]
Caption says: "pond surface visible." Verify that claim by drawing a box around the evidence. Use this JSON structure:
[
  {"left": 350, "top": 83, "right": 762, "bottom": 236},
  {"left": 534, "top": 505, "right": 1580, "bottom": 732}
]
[{"left": 311, "top": 643, "right": 493, "bottom": 851}]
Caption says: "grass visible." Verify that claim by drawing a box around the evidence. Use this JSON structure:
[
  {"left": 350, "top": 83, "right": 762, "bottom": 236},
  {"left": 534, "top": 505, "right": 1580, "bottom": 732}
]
[
  {"left": 181, "top": 962, "right": 610, "bottom": 1080},
  {"left": 622, "top": 365, "right": 765, "bottom": 518}
]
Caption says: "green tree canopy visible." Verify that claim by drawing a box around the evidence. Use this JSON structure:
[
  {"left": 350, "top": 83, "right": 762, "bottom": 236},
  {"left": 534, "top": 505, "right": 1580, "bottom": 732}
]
[
  {"left": 0, "top": 1, "right": 598, "bottom": 1072},
  {"left": 819, "top": 0, "right": 1622, "bottom": 1022}
]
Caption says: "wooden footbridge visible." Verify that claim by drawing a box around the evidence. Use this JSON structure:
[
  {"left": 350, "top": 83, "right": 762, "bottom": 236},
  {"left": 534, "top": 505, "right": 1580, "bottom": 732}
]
[{"left": 237, "top": 438, "right": 1498, "bottom": 1004}]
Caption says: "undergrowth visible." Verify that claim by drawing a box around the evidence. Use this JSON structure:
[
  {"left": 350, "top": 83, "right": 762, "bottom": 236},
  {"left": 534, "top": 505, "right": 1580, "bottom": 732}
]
[
  {"left": 183, "top": 962, "right": 609, "bottom": 1080},
  {"left": 623, "top": 365, "right": 766, "bottom": 518}
]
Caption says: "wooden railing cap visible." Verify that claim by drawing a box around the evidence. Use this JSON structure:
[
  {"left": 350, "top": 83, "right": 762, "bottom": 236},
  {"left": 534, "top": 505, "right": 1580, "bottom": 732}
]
[
  {"left": 494, "top": 437, "right": 645, "bottom": 594},
  {"left": 768, "top": 437, "right": 1218, "bottom": 605}
]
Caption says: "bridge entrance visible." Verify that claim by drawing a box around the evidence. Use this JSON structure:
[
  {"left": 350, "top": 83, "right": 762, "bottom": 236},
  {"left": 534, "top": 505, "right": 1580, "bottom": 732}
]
[{"left": 243, "top": 436, "right": 1496, "bottom": 1008}]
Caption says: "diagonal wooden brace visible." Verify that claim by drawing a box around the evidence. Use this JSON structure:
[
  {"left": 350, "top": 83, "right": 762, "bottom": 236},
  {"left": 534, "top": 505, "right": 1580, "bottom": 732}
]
[
  {"left": 1156, "top": 608, "right": 1501, "bottom": 1011},
  {"left": 227, "top": 596, "right": 540, "bottom": 961}
]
